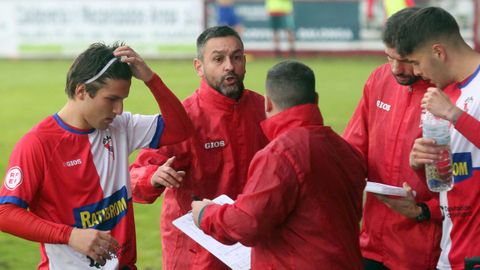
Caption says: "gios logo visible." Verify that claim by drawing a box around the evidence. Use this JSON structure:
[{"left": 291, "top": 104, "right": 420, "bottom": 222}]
[
  {"left": 64, "top": 159, "right": 82, "bottom": 167},
  {"left": 204, "top": 140, "right": 226, "bottom": 150},
  {"left": 4, "top": 166, "right": 23, "bottom": 190},
  {"left": 376, "top": 100, "right": 391, "bottom": 112}
]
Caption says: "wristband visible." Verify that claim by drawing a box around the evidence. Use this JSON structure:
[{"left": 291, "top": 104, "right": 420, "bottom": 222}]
[{"left": 198, "top": 205, "right": 207, "bottom": 226}]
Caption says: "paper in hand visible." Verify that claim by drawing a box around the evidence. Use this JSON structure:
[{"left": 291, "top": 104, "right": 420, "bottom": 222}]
[{"left": 365, "top": 181, "right": 416, "bottom": 197}]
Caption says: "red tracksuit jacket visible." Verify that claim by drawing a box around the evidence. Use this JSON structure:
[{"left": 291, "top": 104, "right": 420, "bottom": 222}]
[
  {"left": 343, "top": 64, "right": 442, "bottom": 270},
  {"left": 129, "top": 79, "right": 267, "bottom": 269},
  {"left": 201, "top": 104, "right": 366, "bottom": 269}
]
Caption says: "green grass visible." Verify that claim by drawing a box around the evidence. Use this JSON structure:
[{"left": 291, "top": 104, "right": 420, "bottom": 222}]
[{"left": 0, "top": 55, "right": 384, "bottom": 269}]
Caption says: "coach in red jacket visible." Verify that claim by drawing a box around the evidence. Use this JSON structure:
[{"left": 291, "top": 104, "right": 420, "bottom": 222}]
[
  {"left": 192, "top": 60, "right": 366, "bottom": 269},
  {"left": 343, "top": 8, "right": 442, "bottom": 270},
  {"left": 129, "top": 26, "right": 267, "bottom": 269}
]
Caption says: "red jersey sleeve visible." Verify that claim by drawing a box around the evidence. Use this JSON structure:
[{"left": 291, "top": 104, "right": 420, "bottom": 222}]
[
  {"left": 453, "top": 111, "right": 480, "bottom": 148},
  {"left": 145, "top": 73, "right": 193, "bottom": 146},
  {"left": 1, "top": 132, "right": 45, "bottom": 207},
  {"left": 0, "top": 204, "right": 72, "bottom": 244},
  {"left": 200, "top": 151, "right": 298, "bottom": 246},
  {"left": 0, "top": 132, "right": 73, "bottom": 244}
]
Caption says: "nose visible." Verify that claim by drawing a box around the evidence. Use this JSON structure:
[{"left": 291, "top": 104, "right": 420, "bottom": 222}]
[
  {"left": 224, "top": 57, "right": 234, "bottom": 72},
  {"left": 413, "top": 65, "right": 422, "bottom": 76},
  {"left": 113, "top": 100, "right": 123, "bottom": 115}
]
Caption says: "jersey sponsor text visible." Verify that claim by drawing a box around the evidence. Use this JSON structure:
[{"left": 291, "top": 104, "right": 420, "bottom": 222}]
[
  {"left": 74, "top": 186, "right": 128, "bottom": 230},
  {"left": 452, "top": 152, "right": 473, "bottom": 183}
]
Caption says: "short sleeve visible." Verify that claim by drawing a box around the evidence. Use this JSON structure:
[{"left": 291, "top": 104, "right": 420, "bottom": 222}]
[{"left": 0, "top": 133, "right": 46, "bottom": 208}]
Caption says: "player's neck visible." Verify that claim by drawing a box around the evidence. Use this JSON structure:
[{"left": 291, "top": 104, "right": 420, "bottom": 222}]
[
  {"left": 453, "top": 49, "right": 480, "bottom": 83},
  {"left": 57, "top": 102, "right": 92, "bottom": 130}
]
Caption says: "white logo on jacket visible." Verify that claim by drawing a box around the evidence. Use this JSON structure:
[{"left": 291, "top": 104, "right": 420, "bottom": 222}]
[
  {"left": 64, "top": 159, "right": 82, "bottom": 167},
  {"left": 4, "top": 166, "right": 22, "bottom": 190},
  {"left": 204, "top": 140, "right": 226, "bottom": 150},
  {"left": 376, "top": 100, "right": 391, "bottom": 111}
]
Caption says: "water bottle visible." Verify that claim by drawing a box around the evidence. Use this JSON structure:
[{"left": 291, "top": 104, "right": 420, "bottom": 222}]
[{"left": 422, "top": 110, "right": 453, "bottom": 192}]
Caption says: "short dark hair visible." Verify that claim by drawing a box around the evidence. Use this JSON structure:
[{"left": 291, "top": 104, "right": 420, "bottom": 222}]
[
  {"left": 65, "top": 42, "right": 132, "bottom": 98},
  {"left": 266, "top": 60, "right": 316, "bottom": 110},
  {"left": 382, "top": 7, "right": 421, "bottom": 48},
  {"left": 396, "top": 7, "right": 461, "bottom": 56},
  {"left": 196, "top": 26, "right": 243, "bottom": 60}
]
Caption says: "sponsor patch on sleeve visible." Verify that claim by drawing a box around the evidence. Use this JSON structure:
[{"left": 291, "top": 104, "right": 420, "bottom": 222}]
[
  {"left": 452, "top": 152, "right": 472, "bottom": 183},
  {"left": 4, "top": 167, "right": 23, "bottom": 190}
]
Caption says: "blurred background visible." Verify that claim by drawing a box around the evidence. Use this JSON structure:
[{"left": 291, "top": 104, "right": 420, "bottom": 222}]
[{"left": 0, "top": 0, "right": 478, "bottom": 59}]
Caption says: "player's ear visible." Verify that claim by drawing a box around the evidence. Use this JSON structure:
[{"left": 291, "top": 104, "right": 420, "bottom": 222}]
[
  {"left": 432, "top": 43, "right": 447, "bottom": 61},
  {"left": 193, "top": 58, "right": 204, "bottom": 78},
  {"left": 265, "top": 95, "right": 273, "bottom": 113},
  {"left": 75, "top": 84, "right": 87, "bottom": 100}
]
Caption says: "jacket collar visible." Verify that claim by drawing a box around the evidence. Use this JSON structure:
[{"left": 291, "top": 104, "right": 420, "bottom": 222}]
[
  {"left": 197, "top": 79, "right": 242, "bottom": 110},
  {"left": 261, "top": 104, "right": 324, "bottom": 141}
]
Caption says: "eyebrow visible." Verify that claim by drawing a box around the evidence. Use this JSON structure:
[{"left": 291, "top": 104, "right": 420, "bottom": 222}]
[
  {"left": 386, "top": 53, "right": 409, "bottom": 62},
  {"left": 211, "top": 48, "right": 243, "bottom": 55}
]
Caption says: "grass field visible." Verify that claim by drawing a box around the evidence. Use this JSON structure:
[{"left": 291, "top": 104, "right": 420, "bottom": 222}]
[{"left": 0, "top": 55, "right": 384, "bottom": 269}]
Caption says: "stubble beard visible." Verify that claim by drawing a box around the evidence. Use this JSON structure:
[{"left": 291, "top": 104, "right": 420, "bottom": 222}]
[
  {"left": 209, "top": 73, "right": 245, "bottom": 100},
  {"left": 394, "top": 74, "right": 420, "bottom": 86}
]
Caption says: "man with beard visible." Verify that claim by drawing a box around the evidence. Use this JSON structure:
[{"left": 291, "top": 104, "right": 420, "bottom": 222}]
[
  {"left": 191, "top": 60, "right": 366, "bottom": 269},
  {"left": 129, "top": 26, "right": 267, "bottom": 270},
  {"left": 342, "top": 7, "right": 442, "bottom": 270}
]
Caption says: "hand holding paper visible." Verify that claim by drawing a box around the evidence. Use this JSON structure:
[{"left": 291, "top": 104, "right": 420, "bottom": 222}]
[
  {"left": 367, "top": 181, "right": 422, "bottom": 219},
  {"left": 365, "top": 181, "right": 416, "bottom": 197},
  {"left": 192, "top": 199, "right": 213, "bottom": 227},
  {"left": 173, "top": 195, "right": 251, "bottom": 270}
]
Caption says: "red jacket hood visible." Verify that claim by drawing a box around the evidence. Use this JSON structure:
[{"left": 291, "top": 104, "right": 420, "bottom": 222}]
[{"left": 261, "top": 103, "right": 324, "bottom": 141}]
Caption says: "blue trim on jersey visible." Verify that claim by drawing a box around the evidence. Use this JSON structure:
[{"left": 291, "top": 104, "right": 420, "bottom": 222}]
[
  {"left": 53, "top": 113, "right": 95, "bottom": 134},
  {"left": 0, "top": 196, "right": 28, "bottom": 208},
  {"left": 458, "top": 65, "right": 480, "bottom": 89},
  {"left": 149, "top": 115, "right": 164, "bottom": 148}
]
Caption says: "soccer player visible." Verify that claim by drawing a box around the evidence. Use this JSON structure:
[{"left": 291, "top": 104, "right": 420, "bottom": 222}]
[
  {"left": 129, "top": 26, "right": 267, "bottom": 269},
  {"left": 397, "top": 7, "right": 480, "bottom": 269},
  {"left": 216, "top": 0, "right": 243, "bottom": 35},
  {"left": 265, "top": 0, "right": 295, "bottom": 57},
  {"left": 0, "top": 43, "right": 193, "bottom": 269},
  {"left": 191, "top": 60, "right": 366, "bottom": 269},
  {"left": 343, "top": 7, "right": 442, "bottom": 270}
]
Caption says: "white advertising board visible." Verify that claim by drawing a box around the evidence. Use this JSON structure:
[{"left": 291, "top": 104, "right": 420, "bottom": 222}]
[{"left": 0, "top": 0, "right": 204, "bottom": 58}]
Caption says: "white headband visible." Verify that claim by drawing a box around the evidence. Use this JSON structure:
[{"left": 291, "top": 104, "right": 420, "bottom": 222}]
[{"left": 84, "top": 57, "right": 118, "bottom": 84}]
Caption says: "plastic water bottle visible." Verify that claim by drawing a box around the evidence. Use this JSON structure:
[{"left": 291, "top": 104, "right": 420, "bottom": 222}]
[{"left": 422, "top": 110, "right": 453, "bottom": 192}]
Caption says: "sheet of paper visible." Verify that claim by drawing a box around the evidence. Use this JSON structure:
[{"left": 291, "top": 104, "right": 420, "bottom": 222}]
[
  {"left": 365, "top": 181, "right": 416, "bottom": 197},
  {"left": 172, "top": 194, "right": 251, "bottom": 270}
]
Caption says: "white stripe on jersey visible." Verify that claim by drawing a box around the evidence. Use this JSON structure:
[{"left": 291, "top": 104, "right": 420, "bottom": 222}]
[
  {"left": 437, "top": 191, "right": 453, "bottom": 270},
  {"left": 88, "top": 112, "right": 159, "bottom": 198}
]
